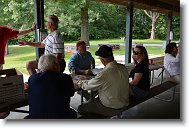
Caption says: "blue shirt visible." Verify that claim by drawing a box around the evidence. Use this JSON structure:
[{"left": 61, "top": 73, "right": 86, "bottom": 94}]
[{"left": 68, "top": 51, "right": 95, "bottom": 72}]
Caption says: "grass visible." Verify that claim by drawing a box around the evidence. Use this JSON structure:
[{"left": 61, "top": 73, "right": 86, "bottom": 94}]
[
  {"left": 4, "top": 39, "right": 164, "bottom": 75},
  {"left": 65, "top": 39, "right": 165, "bottom": 45},
  {"left": 4, "top": 45, "right": 36, "bottom": 75}
]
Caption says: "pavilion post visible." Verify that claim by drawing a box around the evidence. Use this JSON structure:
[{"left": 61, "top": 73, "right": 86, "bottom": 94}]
[
  {"left": 34, "top": 0, "right": 45, "bottom": 60},
  {"left": 125, "top": 1, "right": 133, "bottom": 64}
]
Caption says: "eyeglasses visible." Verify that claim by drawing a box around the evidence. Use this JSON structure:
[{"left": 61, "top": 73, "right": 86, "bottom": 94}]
[{"left": 133, "top": 51, "right": 142, "bottom": 55}]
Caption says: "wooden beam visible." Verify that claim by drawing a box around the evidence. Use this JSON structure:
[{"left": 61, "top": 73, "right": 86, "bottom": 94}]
[{"left": 95, "top": 0, "right": 180, "bottom": 16}]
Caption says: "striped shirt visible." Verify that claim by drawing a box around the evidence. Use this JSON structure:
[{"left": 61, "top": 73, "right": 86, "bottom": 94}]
[{"left": 42, "top": 30, "right": 64, "bottom": 57}]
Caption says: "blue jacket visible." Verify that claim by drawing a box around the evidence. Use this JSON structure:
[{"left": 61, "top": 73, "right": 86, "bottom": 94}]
[{"left": 28, "top": 71, "right": 76, "bottom": 119}]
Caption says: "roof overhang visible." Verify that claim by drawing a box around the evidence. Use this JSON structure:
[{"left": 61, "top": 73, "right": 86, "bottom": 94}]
[{"left": 95, "top": 0, "right": 180, "bottom": 16}]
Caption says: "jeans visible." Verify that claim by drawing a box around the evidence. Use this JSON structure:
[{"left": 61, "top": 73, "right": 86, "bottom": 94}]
[{"left": 131, "top": 86, "right": 149, "bottom": 98}]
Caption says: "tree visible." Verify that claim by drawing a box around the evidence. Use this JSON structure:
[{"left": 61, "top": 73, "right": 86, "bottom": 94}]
[
  {"left": 144, "top": 10, "right": 159, "bottom": 39},
  {"left": 81, "top": 0, "right": 90, "bottom": 45},
  {"left": 133, "top": 8, "right": 151, "bottom": 39}
]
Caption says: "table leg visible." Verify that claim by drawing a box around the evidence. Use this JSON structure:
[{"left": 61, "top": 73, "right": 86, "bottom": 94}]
[{"left": 81, "top": 90, "right": 84, "bottom": 105}]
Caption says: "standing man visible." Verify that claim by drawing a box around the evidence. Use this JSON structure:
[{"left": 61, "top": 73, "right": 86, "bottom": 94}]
[
  {"left": 19, "top": 15, "right": 65, "bottom": 75},
  {"left": 0, "top": 23, "right": 35, "bottom": 119},
  {"left": 0, "top": 24, "right": 36, "bottom": 71},
  {"left": 73, "top": 45, "right": 130, "bottom": 116}
]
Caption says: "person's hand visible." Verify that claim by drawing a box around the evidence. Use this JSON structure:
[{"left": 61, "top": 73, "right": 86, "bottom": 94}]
[
  {"left": 24, "top": 82, "right": 29, "bottom": 93},
  {"left": 18, "top": 41, "right": 29, "bottom": 46},
  {"left": 31, "top": 22, "right": 36, "bottom": 31},
  {"left": 85, "top": 69, "right": 93, "bottom": 75},
  {"left": 73, "top": 79, "right": 80, "bottom": 89}
]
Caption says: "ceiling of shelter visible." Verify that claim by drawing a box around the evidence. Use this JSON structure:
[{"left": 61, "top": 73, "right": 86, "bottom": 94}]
[{"left": 95, "top": 0, "right": 180, "bottom": 16}]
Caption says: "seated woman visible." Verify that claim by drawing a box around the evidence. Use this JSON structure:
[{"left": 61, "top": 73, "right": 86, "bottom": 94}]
[
  {"left": 129, "top": 46, "right": 150, "bottom": 98},
  {"left": 28, "top": 54, "right": 77, "bottom": 119},
  {"left": 164, "top": 42, "right": 180, "bottom": 83}
]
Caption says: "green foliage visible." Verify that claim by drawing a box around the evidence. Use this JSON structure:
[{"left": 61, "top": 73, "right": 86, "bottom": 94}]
[
  {"left": 172, "top": 16, "right": 180, "bottom": 40},
  {"left": 89, "top": 3, "right": 126, "bottom": 39},
  {"left": 156, "top": 14, "right": 167, "bottom": 39},
  {"left": 133, "top": 9, "right": 151, "bottom": 39},
  {"left": 0, "top": 0, "right": 180, "bottom": 42}
]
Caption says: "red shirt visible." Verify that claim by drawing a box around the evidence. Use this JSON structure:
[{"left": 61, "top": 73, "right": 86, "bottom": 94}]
[{"left": 0, "top": 26, "right": 19, "bottom": 64}]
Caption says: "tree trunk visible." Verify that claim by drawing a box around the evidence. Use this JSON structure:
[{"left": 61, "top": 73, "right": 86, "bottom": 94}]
[
  {"left": 150, "top": 19, "right": 156, "bottom": 39},
  {"left": 81, "top": 3, "right": 89, "bottom": 46},
  {"left": 144, "top": 10, "right": 159, "bottom": 40}
]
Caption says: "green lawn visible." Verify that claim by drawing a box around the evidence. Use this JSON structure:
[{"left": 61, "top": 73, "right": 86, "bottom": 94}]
[
  {"left": 4, "top": 39, "right": 164, "bottom": 75},
  {"left": 65, "top": 38, "right": 165, "bottom": 45}
]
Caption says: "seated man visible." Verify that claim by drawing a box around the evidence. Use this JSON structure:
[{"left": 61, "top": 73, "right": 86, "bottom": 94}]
[
  {"left": 73, "top": 45, "right": 130, "bottom": 116},
  {"left": 28, "top": 54, "right": 77, "bottom": 119},
  {"left": 68, "top": 41, "right": 96, "bottom": 101},
  {"left": 68, "top": 40, "right": 95, "bottom": 75}
]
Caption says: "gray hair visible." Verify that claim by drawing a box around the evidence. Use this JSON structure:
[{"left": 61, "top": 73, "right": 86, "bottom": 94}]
[
  {"left": 38, "top": 54, "right": 57, "bottom": 72},
  {"left": 48, "top": 15, "right": 59, "bottom": 29}
]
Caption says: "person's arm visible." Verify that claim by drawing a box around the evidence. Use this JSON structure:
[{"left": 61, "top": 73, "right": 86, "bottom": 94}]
[
  {"left": 92, "top": 57, "right": 95, "bottom": 69},
  {"left": 166, "top": 53, "right": 180, "bottom": 63},
  {"left": 17, "top": 23, "right": 36, "bottom": 36},
  {"left": 18, "top": 41, "right": 45, "bottom": 48},
  {"left": 55, "top": 53, "right": 63, "bottom": 62},
  {"left": 129, "top": 73, "right": 142, "bottom": 86},
  {"left": 75, "top": 72, "right": 103, "bottom": 91},
  {"left": 75, "top": 69, "right": 92, "bottom": 75}
]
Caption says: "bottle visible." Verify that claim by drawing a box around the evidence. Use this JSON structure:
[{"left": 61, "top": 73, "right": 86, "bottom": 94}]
[{"left": 71, "top": 67, "right": 75, "bottom": 77}]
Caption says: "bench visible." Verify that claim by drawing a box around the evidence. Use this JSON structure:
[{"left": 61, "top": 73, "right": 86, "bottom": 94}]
[{"left": 78, "top": 81, "right": 178, "bottom": 119}]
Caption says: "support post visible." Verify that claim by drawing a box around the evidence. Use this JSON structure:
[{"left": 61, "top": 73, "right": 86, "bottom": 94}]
[
  {"left": 34, "top": 0, "right": 45, "bottom": 60},
  {"left": 125, "top": 2, "right": 133, "bottom": 64}
]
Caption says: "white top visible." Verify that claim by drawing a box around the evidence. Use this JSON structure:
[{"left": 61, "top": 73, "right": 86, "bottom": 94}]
[
  {"left": 42, "top": 30, "right": 64, "bottom": 57},
  {"left": 164, "top": 53, "right": 180, "bottom": 76},
  {"left": 77, "top": 61, "right": 130, "bottom": 109}
]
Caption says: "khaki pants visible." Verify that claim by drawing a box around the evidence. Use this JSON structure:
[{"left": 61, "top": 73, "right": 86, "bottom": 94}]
[{"left": 78, "top": 98, "right": 125, "bottom": 117}]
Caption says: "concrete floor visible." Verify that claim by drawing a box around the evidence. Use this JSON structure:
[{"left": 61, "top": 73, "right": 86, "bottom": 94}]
[{"left": 4, "top": 68, "right": 181, "bottom": 120}]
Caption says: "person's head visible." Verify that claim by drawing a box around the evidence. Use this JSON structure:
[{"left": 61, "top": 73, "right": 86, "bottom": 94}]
[
  {"left": 165, "top": 42, "right": 178, "bottom": 57},
  {"left": 76, "top": 41, "right": 87, "bottom": 54},
  {"left": 95, "top": 45, "right": 114, "bottom": 66},
  {"left": 38, "top": 54, "right": 60, "bottom": 72},
  {"left": 46, "top": 15, "right": 59, "bottom": 30},
  {"left": 132, "top": 45, "right": 149, "bottom": 64}
]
